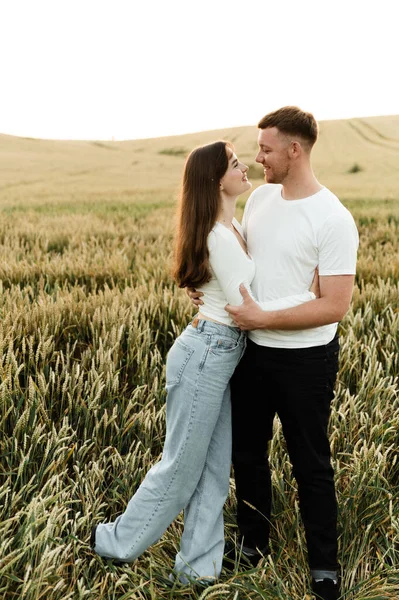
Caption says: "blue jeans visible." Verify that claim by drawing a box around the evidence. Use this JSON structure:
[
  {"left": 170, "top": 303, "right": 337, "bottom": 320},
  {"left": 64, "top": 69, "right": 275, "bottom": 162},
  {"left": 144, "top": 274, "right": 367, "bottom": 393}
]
[{"left": 94, "top": 318, "right": 246, "bottom": 581}]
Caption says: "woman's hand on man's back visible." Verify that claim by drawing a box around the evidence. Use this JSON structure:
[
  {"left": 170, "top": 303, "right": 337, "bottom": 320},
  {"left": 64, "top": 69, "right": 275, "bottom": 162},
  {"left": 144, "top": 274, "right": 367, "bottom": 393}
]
[{"left": 186, "top": 287, "right": 204, "bottom": 307}]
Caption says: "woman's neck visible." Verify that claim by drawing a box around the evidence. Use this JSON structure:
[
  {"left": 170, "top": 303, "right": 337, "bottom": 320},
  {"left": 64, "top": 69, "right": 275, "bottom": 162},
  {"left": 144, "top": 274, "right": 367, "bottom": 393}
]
[{"left": 217, "top": 196, "right": 237, "bottom": 229}]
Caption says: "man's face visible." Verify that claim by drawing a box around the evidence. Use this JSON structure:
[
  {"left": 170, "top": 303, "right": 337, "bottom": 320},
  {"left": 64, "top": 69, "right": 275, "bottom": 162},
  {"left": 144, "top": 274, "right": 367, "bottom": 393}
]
[{"left": 255, "top": 127, "right": 291, "bottom": 184}]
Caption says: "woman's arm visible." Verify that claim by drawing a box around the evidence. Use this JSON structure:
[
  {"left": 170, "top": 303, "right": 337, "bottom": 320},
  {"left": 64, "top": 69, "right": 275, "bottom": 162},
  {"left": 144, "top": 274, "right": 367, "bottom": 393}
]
[{"left": 209, "top": 230, "right": 317, "bottom": 312}]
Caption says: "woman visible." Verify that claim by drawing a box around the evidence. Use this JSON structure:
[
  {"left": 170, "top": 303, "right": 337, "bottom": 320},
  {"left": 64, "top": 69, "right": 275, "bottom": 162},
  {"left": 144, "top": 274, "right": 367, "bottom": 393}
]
[{"left": 91, "top": 141, "right": 316, "bottom": 583}]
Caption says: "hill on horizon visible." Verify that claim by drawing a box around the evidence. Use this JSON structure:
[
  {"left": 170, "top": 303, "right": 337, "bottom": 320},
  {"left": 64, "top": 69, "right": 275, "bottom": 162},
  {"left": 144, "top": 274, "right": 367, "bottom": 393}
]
[{"left": 1, "top": 114, "right": 399, "bottom": 205}]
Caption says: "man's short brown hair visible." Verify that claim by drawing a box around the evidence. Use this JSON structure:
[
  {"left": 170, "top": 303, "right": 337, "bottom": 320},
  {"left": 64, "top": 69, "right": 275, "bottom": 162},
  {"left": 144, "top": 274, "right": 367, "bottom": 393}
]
[{"left": 258, "top": 106, "right": 318, "bottom": 147}]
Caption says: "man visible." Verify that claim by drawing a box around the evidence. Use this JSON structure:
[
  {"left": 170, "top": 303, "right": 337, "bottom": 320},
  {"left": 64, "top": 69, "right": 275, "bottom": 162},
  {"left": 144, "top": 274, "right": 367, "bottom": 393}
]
[{"left": 190, "top": 107, "right": 359, "bottom": 600}]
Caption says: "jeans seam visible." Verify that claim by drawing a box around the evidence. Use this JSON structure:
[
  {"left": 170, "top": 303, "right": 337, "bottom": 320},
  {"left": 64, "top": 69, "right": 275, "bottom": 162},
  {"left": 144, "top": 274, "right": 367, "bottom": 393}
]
[
  {"left": 125, "top": 379, "right": 201, "bottom": 559},
  {"left": 198, "top": 335, "right": 211, "bottom": 371},
  {"left": 186, "top": 457, "right": 208, "bottom": 542}
]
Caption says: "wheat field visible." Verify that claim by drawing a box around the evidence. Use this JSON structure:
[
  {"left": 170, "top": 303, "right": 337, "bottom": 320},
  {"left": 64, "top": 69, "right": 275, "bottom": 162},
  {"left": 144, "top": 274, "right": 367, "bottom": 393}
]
[{"left": 0, "top": 116, "right": 398, "bottom": 599}]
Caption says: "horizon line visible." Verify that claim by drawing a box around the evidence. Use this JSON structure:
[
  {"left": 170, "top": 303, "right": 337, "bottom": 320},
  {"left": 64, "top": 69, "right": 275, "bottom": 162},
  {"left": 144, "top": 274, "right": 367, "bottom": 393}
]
[{"left": 1, "top": 112, "right": 398, "bottom": 144}]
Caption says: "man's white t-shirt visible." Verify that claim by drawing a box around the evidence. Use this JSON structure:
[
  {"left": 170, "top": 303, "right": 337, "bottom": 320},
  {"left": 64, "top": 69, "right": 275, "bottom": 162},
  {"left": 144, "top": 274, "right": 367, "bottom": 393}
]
[
  {"left": 242, "top": 184, "right": 359, "bottom": 348},
  {"left": 197, "top": 219, "right": 315, "bottom": 327}
]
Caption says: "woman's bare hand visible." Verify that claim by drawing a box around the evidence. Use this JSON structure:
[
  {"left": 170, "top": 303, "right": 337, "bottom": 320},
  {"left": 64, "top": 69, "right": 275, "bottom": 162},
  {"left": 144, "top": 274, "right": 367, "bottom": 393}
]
[
  {"left": 186, "top": 287, "right": 204, "bottom": 307},
  {"left": 310, "top": 266, "right": 320, "bottom": 298}
]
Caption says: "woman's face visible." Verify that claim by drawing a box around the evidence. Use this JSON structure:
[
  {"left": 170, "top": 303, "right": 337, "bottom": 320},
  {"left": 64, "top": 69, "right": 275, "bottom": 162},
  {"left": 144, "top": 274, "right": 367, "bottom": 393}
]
[{"left": 220, "top": 150, "right": 252, "bottom": 197}]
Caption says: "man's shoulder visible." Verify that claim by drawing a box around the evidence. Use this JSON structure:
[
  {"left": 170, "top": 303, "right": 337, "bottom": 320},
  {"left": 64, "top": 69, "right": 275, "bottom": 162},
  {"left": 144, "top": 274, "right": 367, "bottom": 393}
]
[
  {"left": 312, "top": 187, "right": 354, "bottom": 220},
  {"left": 247, "top": 183, "right": 281, "bottom": 206},
  {"left": 313, "top": 189, "right": 358, "bottom": 243},
  {"left": 250, "top": 183, "right": 281, "bottom": 197},
  {"left": 312, "top": 186, "right": 340, "bottom": 206}
]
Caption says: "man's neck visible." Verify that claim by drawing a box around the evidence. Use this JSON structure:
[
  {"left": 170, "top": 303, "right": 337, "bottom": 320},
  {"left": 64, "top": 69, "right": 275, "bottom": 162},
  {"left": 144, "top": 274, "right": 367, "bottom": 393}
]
[{"left": 281, "top": 168, "right": 323, "bottom": 201}]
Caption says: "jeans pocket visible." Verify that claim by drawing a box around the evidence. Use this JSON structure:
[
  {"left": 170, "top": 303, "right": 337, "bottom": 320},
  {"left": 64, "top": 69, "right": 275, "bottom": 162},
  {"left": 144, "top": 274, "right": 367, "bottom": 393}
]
[
  {"left": 238, "top": 337, "right": 247, "bottom": 362},
  {"left": 166, "top": 338, "right": 194, "bottom": 386},
  {"left": 210, "top": 335, "right": 240, "bottom": 355}
]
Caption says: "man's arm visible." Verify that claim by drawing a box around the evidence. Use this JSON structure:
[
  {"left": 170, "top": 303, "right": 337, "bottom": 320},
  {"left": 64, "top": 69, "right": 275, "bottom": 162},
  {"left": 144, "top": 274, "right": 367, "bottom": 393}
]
[{"left": 225, "top": 274, "right": 355, "bottom": 330}]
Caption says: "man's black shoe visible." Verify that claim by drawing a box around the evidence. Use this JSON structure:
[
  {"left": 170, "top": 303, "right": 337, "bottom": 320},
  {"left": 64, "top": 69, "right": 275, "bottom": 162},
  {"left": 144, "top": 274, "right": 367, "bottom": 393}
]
[
  {"left": 311, "top": 577, "right": 340, "bottom": 600},
  {"left": 223, "top": 540, "right": 270, "bottom": 571}
]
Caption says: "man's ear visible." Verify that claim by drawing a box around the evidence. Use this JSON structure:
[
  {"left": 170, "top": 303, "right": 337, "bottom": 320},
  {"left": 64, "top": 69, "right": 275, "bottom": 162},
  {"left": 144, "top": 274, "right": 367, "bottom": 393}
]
[{"left": 290, "top": 140, "right": 302, "bottom": 158}]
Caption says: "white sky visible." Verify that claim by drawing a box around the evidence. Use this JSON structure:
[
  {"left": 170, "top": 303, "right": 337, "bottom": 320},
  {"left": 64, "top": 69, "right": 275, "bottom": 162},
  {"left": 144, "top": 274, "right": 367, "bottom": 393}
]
[{"left": 0, "top": 0, "right": 398, "bottom": 141}]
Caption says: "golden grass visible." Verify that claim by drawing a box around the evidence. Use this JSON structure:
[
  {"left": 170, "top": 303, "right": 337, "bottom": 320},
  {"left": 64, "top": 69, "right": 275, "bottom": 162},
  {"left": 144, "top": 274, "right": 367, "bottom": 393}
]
[
  {"left": 1, "top": 114, "right": 399, "bottom": 203},
  {"left": 0, "top": 117, "right": 398, "bottom": 598}
]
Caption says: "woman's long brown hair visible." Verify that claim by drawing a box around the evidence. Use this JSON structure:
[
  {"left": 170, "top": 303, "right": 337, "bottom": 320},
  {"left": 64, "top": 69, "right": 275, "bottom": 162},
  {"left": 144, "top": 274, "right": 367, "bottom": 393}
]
[{"left": 173, "top": 141, "right": 232, "bottom": 289}]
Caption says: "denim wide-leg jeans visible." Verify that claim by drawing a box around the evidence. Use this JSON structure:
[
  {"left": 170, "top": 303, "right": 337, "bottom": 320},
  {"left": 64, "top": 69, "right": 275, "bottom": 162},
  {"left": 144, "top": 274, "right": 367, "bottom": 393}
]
[{"left": 94, "top": 319, "right": 246, "bottom": 581}]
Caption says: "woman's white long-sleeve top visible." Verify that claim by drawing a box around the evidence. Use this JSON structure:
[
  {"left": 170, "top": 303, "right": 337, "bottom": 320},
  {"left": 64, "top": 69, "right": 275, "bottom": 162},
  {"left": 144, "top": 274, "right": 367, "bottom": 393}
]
[{"left": 197, "top": 219, "right": 315, "bottom": 327}]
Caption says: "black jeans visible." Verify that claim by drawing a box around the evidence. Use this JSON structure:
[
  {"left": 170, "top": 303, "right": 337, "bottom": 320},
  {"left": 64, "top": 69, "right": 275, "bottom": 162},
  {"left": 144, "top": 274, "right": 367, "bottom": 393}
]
[{"left": 231, "top": 335, "right": 340, "bottom": 570}]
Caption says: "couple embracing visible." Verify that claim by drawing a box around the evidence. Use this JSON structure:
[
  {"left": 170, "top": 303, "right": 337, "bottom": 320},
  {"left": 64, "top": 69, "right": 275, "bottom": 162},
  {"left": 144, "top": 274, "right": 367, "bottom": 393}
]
[{"left": 91, "top": 106, "right": 359, "bottom": 600}]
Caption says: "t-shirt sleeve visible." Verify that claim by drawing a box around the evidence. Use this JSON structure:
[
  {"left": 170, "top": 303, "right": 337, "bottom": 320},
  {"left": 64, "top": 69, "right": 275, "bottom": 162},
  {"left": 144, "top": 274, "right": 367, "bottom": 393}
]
[{"left": 318, "top": 212, "right": 359, "bottom": 276}]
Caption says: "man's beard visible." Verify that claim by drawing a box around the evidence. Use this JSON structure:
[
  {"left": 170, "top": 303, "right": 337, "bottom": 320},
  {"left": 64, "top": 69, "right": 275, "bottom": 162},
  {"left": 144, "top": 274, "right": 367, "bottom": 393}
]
[{"left": 265, "top": 164, "right": 289, "bottom": 184}]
